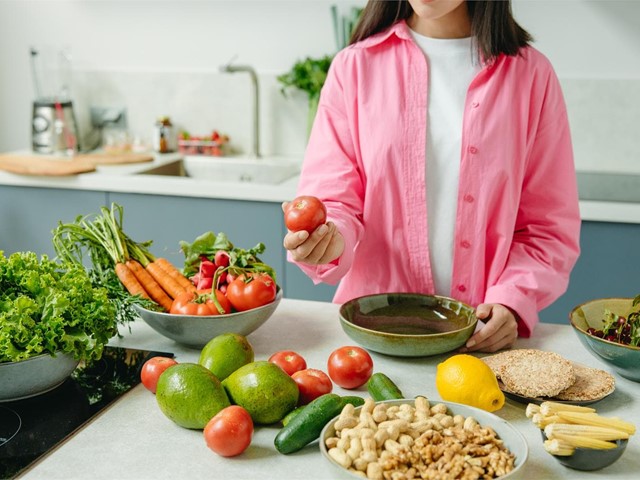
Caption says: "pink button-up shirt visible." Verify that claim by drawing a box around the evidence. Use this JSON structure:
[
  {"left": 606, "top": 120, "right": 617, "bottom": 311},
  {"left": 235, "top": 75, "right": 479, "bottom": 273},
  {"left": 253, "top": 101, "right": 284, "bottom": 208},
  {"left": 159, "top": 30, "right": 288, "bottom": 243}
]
[{"left": 292, "top": 21, "right": 581, "bottom": 337}]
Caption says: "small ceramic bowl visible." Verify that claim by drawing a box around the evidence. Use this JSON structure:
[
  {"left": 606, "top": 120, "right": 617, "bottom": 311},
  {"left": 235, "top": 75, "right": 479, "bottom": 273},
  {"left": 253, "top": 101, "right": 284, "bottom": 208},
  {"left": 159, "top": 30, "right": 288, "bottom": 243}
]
[
  {"left": 321, "top": 399, "right": 528, "bottom": 479},
  {"left": 569, "top": 297, "right": 640, "bottom": 382},
  {"left": 541, "top": 431, "right": 628, "bottom": 471},
  {"left": 0, "top": 352, "right": 79, "bottom": 402},
  {"left": 339, "top": 293, "right": 477, "bottom": 357},
  {"left": 134, "top": 288, "right": 282, "bottom": 349}
]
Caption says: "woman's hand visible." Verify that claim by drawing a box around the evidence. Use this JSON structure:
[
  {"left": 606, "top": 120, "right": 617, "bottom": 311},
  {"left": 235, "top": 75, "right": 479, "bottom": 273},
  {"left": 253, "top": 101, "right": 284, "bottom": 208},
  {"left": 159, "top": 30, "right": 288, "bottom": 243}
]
[
  {"left": 459, "top": 303, "right": 519, "bottom": 353},
  {"left": 282, "top": 202, "right": 344, "bottom": 265}
]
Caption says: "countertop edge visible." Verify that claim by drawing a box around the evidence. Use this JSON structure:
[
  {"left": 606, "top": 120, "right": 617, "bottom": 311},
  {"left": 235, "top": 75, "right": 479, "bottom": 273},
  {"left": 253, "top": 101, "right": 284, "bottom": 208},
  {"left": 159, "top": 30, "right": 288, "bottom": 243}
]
[{"left": 1, "top": 157, "right": 638, "bottom": 222}]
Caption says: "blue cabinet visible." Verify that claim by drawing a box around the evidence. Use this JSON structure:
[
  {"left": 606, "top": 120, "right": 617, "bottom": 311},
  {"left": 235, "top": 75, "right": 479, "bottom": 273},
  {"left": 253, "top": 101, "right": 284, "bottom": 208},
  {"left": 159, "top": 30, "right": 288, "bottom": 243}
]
[
  {"left": 540, "top": 221, "right": 640, "bottom": 324},
  {"left": 0, "top": 185, "right": 107, "bottom": 257},
  {"left": 2, "top": 183, "right": 637, "bottom": 321}
]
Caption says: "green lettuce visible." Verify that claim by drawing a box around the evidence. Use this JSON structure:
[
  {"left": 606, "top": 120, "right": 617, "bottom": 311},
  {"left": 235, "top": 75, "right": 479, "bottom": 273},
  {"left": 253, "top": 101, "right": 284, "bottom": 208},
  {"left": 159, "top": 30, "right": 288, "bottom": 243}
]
[{"left": 0, "top": 251, "right": 117, "bottom": 363}]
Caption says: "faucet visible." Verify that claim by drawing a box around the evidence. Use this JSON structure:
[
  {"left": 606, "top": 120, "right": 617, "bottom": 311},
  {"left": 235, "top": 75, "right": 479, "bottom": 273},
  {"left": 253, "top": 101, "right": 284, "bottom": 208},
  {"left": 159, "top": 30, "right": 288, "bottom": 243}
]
[{"left": 220, "top": 59, "right": 261, "bottom": 158}]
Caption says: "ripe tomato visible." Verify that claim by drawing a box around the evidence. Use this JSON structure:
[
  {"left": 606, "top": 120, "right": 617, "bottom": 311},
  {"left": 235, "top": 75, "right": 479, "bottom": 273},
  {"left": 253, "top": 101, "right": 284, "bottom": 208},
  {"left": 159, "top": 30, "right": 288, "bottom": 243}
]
[
  {"left": 169, "top": 290, "right": 231, "bottom": 315},
  {"left": 327, "top": 346, "right": 374, "bottom": 389},
  {"left": 204, "top": 405, "right": 254, "bottom": 457},
  {"left": 284, "top": 195, "right": 327, "bottom": 233},
  {"left": 269, "top": 350, "right": 307, "bottom": 376},
  {"left": 140, "top": 356, "right": 178, "bottom": 394},
  {"left": 291, "top": 368, "right": 333, "bottom": 405},
  {"left": 226, "top": 273, "right": 276, "bottom": 312}
]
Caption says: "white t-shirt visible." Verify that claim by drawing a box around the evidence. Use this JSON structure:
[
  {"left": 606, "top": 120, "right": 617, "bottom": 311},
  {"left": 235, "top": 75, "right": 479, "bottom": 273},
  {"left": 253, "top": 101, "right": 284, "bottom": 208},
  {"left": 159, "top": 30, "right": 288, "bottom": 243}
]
[{"left": 409, "top": 30, "right": 481, "bottom": 296}]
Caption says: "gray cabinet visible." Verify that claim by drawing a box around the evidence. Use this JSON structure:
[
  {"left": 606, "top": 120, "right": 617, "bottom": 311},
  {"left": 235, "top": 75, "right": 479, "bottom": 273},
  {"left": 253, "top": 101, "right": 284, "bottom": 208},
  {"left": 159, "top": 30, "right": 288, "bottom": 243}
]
[{"left": 0, "top": 185, "right": 107, "bottom": 257}]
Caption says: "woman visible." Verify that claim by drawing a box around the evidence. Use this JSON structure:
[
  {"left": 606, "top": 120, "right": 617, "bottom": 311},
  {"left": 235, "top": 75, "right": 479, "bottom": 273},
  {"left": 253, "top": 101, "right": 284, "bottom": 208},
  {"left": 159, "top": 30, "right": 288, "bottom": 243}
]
[{"left": 283, "top": 0, "right": 580, "bottom": 352}]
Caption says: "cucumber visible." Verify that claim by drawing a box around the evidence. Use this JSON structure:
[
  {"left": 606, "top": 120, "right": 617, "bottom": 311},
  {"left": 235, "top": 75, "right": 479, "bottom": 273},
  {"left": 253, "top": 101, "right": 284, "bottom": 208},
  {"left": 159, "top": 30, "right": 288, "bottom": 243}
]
[
  {"left": 274, "top": 393, "right": 344, "bottom": 454},
  {"left": 340, "top": 395, "right": 365, "bottom": 408},
  {"left": 281, "top": 406, "right": 305, "bottom": 427},
  {"left": 366, "top": 372, "right": 404, "bottom": 401}
]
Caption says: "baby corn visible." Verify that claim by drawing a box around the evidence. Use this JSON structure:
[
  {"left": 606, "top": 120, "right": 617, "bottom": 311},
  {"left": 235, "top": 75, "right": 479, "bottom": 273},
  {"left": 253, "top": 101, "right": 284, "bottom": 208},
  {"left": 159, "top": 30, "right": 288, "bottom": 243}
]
[
  {"left": 532, "top": 413, "right": 561, "bottom": 429},
  {"left": 545, "top": 423, "right": 629, "bottom": 441},
  {"left": 525, "top": 403, "right": 540, "bottom": 418},
  {"left": 544, "top": 439, "right": 575, "bottom": 456},
  {"left": 528, "top": 402, "right": 636, "bottom": 457},
  {"left": 539, "top": 401, "right": 596, "bottom": 416},
  {"left": 556, "top": 411, "right": 636, "bottom": 435},
  {"left": 550, "top": 432, "right": 618, "bottom": 450}
]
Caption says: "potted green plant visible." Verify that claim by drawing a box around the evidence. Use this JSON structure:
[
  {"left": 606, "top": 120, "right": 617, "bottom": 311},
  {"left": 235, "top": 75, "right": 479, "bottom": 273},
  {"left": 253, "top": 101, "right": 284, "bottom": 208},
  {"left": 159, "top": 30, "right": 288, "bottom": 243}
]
[{"left": 277, "top": 5, "right": 362, "bottom": 136}]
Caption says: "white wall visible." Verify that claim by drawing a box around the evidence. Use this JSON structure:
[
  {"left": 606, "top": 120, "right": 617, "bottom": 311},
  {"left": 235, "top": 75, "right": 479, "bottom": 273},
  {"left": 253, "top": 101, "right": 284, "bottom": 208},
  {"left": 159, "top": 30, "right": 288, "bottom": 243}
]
[{"left": 1, "top": 0, "right": 639, "bottom": 171}]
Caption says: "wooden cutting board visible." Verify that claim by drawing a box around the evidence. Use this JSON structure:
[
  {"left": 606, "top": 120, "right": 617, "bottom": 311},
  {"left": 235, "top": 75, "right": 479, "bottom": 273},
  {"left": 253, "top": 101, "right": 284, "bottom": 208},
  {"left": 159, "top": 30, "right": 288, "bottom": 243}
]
[
  {"left": 0, "top": 152, "right": 154, "bottom": 176},
  {"left": 77, "top": 152, "right": 155, "bottom": 165}
]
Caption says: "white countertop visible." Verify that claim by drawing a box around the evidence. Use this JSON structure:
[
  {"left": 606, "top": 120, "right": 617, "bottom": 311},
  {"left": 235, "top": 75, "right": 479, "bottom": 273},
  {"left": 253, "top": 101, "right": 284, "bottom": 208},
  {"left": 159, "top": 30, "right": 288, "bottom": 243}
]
[
  {"left": 19, "top": 298, "right": 640, "bottom": 480},
  {"left": 0, "top": 152, "right": 638, "bottom": 222}
]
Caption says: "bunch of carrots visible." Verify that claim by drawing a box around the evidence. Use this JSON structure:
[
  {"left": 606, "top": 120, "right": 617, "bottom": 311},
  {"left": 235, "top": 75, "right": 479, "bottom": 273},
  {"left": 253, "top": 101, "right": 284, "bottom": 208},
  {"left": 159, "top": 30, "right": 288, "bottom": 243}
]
[{"left": 53, "top": 203, "right": 194, "bottom": 312}]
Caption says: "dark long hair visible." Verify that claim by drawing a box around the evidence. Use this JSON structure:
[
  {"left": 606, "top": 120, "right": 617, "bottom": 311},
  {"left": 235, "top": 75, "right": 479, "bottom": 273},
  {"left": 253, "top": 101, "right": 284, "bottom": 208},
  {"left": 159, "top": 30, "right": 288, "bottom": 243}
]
[{"left": 350, "top": 0, "right": 532, "bottom": 61}]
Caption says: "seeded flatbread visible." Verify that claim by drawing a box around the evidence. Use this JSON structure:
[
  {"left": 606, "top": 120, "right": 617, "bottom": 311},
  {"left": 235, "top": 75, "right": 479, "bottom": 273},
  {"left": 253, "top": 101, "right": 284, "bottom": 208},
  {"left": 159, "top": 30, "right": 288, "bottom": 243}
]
[
  {"left": 498, "top": 349, "right": 575, "bottom": 398},
  {"left": 481, "top": 351, "right": 518, "bottom": 380},
  {"left": 554, "top": 364, "right": 615, "bottom": 401}
]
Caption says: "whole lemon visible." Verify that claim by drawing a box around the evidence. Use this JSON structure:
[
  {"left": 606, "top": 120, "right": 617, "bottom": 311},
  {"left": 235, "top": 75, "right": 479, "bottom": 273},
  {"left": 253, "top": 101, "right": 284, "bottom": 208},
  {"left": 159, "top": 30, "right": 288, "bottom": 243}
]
[{"left": 435, "top": 354, "right": 505, "bottom": 412}]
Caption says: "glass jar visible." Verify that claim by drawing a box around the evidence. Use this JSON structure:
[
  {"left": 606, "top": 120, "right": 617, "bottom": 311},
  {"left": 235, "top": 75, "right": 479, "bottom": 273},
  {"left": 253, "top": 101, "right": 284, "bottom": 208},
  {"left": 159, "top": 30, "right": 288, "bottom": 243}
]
[{"left": 153, "top": 116, "right": 175, "bottom": 153}]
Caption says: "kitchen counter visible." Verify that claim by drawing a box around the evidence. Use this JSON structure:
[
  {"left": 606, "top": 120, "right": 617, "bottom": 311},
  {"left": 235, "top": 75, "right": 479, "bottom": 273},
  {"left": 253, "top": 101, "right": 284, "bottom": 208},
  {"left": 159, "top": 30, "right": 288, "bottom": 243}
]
[
  {"left": 0, "top": 152, "right": 638, "bottom": 222},
  {"left": 20, "top": 298, "right": 640, "bottom": 480},
  {"left": 0, "top": 153, "right": 299, "bottom": 203}
]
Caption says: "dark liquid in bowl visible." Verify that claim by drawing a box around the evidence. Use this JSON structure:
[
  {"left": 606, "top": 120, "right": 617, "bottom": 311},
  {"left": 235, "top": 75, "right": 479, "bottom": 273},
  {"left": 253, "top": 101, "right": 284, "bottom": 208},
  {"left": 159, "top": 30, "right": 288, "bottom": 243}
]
[{"left": 351, "top": 304, "right": 467, "bottom": 335}]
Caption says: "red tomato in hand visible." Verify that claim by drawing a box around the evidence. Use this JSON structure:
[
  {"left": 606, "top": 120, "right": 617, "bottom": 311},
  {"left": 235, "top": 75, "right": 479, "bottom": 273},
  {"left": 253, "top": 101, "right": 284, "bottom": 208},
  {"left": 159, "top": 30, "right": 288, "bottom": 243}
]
[
  {"left": 226, "top": 273, "right": 276, "bottom": 312},
  {"left": 140, "top": 356, "right": 178, "bottom": 394},
  {"left": 169, "top": 290, "right": 231, "bottom": 315},
  {"left": 284, "top": 195, "right": 327, "bottom": 233},
  {"left": 291, "top": 368, "right": 333, "bottom": 405},
  {"left": 327, "top": 346, "right": 374, "bottom": 389},
  {"left": 269, "top": 350, "right": 307, "bottom": 376},
  {"left": 204, "top": 405, "right": 254, "bottom": 457}
]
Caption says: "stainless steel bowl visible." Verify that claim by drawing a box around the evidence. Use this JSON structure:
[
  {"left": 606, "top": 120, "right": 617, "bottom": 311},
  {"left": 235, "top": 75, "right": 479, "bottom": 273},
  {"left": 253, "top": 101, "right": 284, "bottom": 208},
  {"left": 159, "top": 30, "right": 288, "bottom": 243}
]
[
  {"left": 134, "top": 288, "right": 282, "bottom": 349},
  {"left": 0, "top": 352, "right": 79, "bottom": 403}
]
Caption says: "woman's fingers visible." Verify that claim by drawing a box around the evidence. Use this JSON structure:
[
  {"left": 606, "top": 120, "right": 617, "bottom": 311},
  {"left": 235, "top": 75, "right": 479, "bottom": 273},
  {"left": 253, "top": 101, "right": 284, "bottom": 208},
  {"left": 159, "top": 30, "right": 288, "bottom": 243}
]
[{"left": 461, "top": 304, "right": 518, "bottom": 353}]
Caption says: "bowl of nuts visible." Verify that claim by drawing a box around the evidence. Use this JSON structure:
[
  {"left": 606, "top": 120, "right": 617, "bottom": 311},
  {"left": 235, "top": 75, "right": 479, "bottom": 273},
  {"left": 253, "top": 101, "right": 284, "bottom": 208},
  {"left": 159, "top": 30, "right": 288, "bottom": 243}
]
[{"left": 320, "top": 398, "right": 528, "bottom": 479}]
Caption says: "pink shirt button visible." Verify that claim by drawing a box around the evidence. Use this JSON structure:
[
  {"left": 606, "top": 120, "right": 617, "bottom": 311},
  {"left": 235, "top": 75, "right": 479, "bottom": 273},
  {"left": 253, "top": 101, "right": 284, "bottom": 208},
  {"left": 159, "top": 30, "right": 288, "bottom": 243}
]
[
  {"left": 457, "top": 284, "right": 467, "bottom": 293},
  {"left": 471, "top": 101, "right": 480, "bottom": 108},
  {"left": 469, "top": 146, "right": 478, "bottom": 154},
  {"left": 461, "top": 240, "right": 471, "bottom": 249},
  {"left": 464, "top": 194, "right": 475, "bottom": 203}
]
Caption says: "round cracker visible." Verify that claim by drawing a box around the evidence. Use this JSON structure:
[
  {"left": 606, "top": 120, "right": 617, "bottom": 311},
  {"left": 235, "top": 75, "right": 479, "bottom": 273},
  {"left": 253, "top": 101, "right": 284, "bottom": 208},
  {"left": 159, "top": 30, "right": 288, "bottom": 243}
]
[
  {"left": 554, "top": 363, "right": 615, "bottom": 401},
  {"left": 499, "top": 349, "right": 575, "bottom": 398},
  {"left": 481, "top": 350, "right": 527, "bottom": 380}
]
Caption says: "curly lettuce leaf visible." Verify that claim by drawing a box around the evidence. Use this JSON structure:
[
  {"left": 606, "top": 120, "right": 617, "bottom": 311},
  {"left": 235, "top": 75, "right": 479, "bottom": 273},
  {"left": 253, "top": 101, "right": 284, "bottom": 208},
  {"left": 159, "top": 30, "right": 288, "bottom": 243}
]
[{"left": 0, "top": 251, "right": 117, "bottom": 363}]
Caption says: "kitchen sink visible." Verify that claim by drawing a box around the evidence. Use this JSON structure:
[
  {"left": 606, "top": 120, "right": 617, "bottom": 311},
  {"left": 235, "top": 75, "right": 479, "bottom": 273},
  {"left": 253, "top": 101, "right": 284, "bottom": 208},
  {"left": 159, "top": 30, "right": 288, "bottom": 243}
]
[{"left": 136, "top": 156, "right": 299, "bottom": 185}]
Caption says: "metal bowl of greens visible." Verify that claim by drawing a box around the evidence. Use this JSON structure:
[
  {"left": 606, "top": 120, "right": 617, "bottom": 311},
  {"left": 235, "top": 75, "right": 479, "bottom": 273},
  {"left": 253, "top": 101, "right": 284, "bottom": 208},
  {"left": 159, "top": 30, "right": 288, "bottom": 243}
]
[
  {"left": 0, "top": 251, "right": 118, "bottom": 402},
  {"left": 0, "top": 353, "right": 80, "bottom": 402}
]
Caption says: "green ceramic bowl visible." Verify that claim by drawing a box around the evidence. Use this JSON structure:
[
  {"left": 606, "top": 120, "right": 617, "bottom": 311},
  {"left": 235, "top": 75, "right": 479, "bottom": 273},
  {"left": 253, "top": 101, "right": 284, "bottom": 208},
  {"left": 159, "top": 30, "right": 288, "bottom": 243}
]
[
  {"left": 339, "top": 293, "right": 477, "bottom": 357},
  {"left": 570, "top": 297, "right": 640, "bottom": 382}
]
